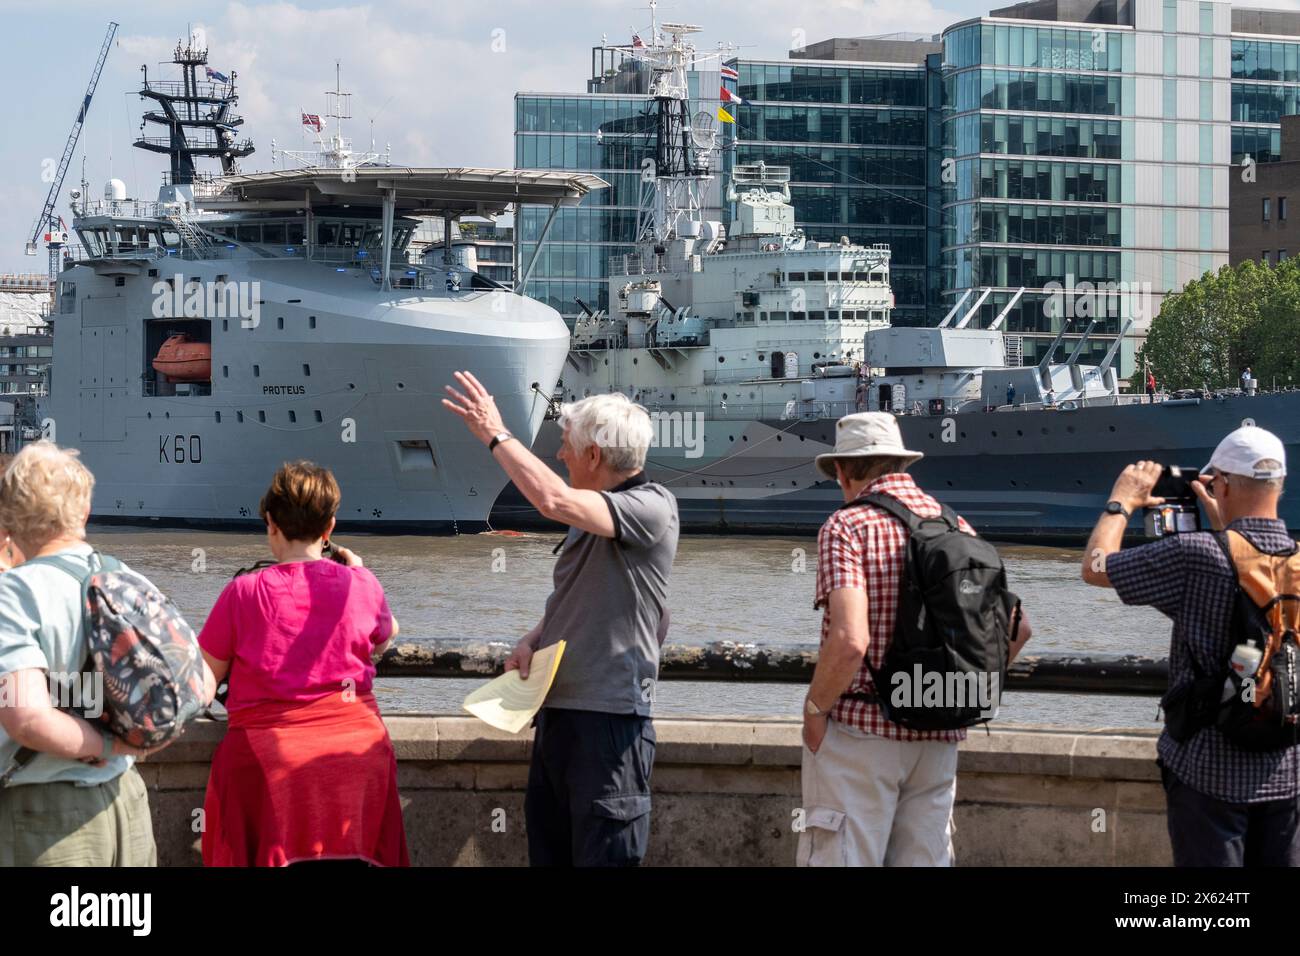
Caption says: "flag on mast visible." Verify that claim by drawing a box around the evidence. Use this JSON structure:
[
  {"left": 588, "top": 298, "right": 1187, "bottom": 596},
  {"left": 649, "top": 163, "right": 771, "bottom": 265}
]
[
  {"left": 205, "top": 66, "right": 230, "bottom": 83},
  {"left": 302, "top": 113, "right": 323, "bottom": 132},
  {"left": 632, "top": 34, "right": 644, "bottom": 48},
  {"left": 717, "top": 106, "right": 735, "bottom": 124},
  {"left": 720, "top": 65, "right": 739, "bottom": 80},
  {"left": 720, "top": 86, "right": 746, "bottom": 105}
]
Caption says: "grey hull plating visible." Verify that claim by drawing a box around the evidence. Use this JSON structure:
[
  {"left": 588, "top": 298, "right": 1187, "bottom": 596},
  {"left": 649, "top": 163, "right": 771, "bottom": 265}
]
[{"left": 490, "top": 392, "right": 1300, "bottom": 540}]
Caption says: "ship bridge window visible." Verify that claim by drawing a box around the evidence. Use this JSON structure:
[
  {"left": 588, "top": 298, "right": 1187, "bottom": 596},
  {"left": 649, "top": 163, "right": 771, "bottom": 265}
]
[
  {"left": 854, "top": 271, "right": 870, "bottom": 281},
  {"left": 769, "top": 311, "right": 787, "bottom": 321},
  {"left": 810, "top": 311, "right": 825, "bottom": 321},
  {"left": 808, "top": 271, "right": 825, "bottom": 281},
  {"left": 792, "top": 311, "right": 806, "bottom": 320},
  {"left": 788, "top": 272, "right": 805, "bottom": 281}
]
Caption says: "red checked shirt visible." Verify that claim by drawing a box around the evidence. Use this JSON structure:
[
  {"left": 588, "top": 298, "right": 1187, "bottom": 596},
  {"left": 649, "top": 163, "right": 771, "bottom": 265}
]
[{"left": 814, "top": 472, "right": 975, "bottom": 742}]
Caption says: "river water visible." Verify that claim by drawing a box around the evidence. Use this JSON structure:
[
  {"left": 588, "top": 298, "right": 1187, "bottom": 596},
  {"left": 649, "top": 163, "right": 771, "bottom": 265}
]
[{"left": 86, "top": 525, "right": 1173, "bottom": 730}]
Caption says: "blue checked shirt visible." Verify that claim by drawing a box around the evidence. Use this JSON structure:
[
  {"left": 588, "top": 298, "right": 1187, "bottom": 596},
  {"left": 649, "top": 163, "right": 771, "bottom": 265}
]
[{"left": 1106, "top": 517, "right": 1300, "bottom": 803}]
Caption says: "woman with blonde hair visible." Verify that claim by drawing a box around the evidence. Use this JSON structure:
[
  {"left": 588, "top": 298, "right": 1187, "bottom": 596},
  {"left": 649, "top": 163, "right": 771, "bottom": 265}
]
[
  {"left": 199, "top": 460, "right": 408, "bottom": 866},
  {"left": 0, "top": 442, "right": 185, "bottom": 866}
]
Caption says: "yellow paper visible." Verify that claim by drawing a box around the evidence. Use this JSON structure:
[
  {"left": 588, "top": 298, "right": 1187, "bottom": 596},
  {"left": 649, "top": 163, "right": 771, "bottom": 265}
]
[{"left": 462, "top": 641, "right": 566, "bottom": 734}]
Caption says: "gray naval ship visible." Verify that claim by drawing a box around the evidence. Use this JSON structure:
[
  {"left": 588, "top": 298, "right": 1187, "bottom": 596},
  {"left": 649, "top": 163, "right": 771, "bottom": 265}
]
[
  {"left": 492, "top": 20, "right": 1300, "bottom": 541},
  {"left": 42, "top": 38, "right": 603, "bottom": 531}
]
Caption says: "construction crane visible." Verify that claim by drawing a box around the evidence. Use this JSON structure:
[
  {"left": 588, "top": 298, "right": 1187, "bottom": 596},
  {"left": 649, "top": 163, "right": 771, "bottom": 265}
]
[{"left": 24, "top": 21, "right": 118, "bottom": 283}]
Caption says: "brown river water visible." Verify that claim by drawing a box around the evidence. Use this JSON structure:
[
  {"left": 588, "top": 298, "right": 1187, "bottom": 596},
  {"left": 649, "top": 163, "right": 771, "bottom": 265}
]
[{"left": 84, "top": 525, "right": 1173, "bottom": 729}]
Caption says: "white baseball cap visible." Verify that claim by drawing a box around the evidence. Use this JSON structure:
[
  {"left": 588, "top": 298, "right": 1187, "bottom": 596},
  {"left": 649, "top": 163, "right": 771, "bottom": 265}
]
[
  {"left": 815, "top": 412, "right": 924, "bottom": 480},
  {"left": 1201, "top": 425, "right": 1287, "bottom": 480}
]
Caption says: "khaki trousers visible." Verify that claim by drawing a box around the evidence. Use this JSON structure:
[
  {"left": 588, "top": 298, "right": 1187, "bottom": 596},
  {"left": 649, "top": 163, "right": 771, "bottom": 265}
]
[
  {"left": 0, "top": 766, "right": 157, "bottom": 867},
  {"left": 798, "top": 718, "right": 958, "bottom": 867}
]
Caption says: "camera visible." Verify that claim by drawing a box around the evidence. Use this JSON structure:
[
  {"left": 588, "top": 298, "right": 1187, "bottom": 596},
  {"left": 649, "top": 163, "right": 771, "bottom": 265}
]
[
  {"left": 322, "top": 539, "right": 351, "bottom": 564},
  {"left": 1144, "top": 465, "right": 1202, "bottom": 537}
]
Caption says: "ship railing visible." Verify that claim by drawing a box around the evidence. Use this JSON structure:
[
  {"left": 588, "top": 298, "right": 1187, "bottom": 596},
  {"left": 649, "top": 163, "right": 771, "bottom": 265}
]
[
  {"left": 78, "top": 199, "right": 170, "bottom": 220},
  {"left": 0, "top": 275, "right": 53, "bottom": 293},
  {"left": 634, "top": 399, "right": 858, "bottom": 421},
  {"left": 140, "top": 79, "right": 233, "bottom": 100},
  {"left": 609, "top": 253, "right": 669, "bottom": 276}
]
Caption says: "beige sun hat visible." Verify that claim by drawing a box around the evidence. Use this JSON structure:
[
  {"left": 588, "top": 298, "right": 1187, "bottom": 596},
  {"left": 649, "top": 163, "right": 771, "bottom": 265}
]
[{"left": 814, "top": 412, "right": 925, "bottom": 480}]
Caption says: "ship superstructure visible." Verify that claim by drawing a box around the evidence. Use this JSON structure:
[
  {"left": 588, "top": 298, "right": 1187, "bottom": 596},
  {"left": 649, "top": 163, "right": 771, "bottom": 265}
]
[{"left": 44, "top": 37, "right": 605, "bottom": 530}]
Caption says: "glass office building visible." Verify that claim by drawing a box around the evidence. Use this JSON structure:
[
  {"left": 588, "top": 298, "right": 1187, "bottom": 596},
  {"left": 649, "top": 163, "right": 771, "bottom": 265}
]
[
  {"left": 942, "top": 0, "right": 1237, "bottom": 369},
  {"left": 515, "top": 48, "right": 721, "bottom": 321},
  {"left": 517, "top": 5, "right": 1300, "bottom": 373},
  {"left": 726, "top": 53, "right": 938, "bottom": 325}
]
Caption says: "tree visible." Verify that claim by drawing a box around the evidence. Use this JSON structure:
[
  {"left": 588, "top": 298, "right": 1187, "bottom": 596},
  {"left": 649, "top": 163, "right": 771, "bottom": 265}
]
[{"left": 1138, "top": 259, "right": 1280, "bottom": 390}]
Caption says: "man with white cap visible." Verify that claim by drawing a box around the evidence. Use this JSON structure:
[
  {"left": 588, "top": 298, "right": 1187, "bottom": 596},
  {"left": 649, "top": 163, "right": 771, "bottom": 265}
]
[
  {"left": 799, "top": 412, "right": 1032, "bottom": 866},
  {"left": 1082, "top": 425, "right": 1300, "bottom": 866}
]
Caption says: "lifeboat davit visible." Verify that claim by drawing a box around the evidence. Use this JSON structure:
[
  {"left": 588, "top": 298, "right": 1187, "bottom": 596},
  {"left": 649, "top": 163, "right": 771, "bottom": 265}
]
[{"left": 152, "top": 334, "right": 211, "bottom": 382}]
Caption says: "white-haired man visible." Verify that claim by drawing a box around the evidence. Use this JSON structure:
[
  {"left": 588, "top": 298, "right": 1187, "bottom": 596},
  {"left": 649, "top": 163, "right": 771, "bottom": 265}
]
[
  {"left": 1083, "top": 425, "right": 1300, "bottom": 866},
  {"left": 443, "top": 373, "right": 679, "bottom": 866}
]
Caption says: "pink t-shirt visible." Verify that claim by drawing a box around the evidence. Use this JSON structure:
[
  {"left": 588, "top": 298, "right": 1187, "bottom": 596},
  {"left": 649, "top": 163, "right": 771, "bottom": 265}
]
[{"left": 199, "top": 560, "right": 394, "bottom": 714}]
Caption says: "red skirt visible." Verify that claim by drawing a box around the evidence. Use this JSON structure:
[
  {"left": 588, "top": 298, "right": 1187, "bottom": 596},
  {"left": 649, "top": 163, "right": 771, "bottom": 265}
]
[{"left": 202, "top": 692, "right": 409, "bottom": 867}]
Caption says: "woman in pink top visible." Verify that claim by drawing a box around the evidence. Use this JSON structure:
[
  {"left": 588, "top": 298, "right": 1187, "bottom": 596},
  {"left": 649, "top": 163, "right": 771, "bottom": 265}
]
[{"left": 198, "top": 461, "right": 409, "bottom": 866}]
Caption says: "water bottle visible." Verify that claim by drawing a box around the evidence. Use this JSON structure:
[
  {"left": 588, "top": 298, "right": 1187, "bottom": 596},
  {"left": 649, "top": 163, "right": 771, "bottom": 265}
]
[{"left": 1221, "top": 640, "right": 1263, "bottom": 703}]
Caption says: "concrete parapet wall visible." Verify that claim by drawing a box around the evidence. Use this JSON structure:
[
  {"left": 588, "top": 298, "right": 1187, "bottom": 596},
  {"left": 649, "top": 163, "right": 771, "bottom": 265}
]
[{"left": 141, "top": 717, "right": 1169, "bottom": 866}]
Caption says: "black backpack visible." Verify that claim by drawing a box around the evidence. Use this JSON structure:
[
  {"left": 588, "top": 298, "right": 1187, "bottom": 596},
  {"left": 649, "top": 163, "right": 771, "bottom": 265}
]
[{"left": 839, "top": 493, "right": 1021, "bottom": 731}]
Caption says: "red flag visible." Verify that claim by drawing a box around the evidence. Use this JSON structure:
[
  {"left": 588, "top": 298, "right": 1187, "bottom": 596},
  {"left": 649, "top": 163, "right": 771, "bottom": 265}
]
[
  {"left": 632, "top": 34, "right": 644, "bottom": 48},
  {"left": 302, "top": 112, "right": 322, "bottom": 132}
]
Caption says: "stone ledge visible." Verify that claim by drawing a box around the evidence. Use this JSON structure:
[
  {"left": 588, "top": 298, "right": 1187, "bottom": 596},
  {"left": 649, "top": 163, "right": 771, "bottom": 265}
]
[{"left": 145, "top": 716, "right": 1159, "bottom": 782}]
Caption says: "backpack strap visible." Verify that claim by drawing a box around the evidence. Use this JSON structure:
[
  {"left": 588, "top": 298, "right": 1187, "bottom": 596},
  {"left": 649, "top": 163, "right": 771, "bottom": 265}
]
[{"left": 843, "top": 492, "right": 957, "bottom": 533}]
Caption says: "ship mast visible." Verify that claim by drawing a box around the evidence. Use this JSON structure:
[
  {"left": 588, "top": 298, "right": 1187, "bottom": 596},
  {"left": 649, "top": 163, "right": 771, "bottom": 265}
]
[
  {"left": 136, "top": 34, "right": 253, "bottom": 194},
  {"left": 619, "top": 3, "right": 716, "bottom": 246}
]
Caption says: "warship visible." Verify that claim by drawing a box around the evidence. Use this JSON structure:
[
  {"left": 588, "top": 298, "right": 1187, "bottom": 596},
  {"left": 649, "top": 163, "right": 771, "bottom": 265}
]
[
  {"left": 41, "top": 37, "right": 603, "bottom": 531},
  {"left": 492, "top": 18, "right": 1300, "bottom": 540}
]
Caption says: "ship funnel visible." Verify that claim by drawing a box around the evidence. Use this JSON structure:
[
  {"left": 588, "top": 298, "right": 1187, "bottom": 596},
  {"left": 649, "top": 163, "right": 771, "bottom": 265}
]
[
  {"left": 937, "top": 289, "right": 972, "bottom": 328},
  {"left": 954, "top": 288, "right": 992, "bottom": 329},
  {"left": 988, "top": 288, "right": 1024, "bottom": 331}
]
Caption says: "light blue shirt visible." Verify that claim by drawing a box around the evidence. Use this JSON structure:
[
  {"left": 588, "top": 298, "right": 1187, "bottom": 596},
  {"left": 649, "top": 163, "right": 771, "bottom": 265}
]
[{"left": 0, "top": 544, "right": 133, "bottom": 787}]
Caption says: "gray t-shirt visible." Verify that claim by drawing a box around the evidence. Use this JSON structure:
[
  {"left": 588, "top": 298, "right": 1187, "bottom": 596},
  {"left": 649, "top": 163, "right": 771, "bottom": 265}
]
[
  {"left": 537, "top": 475, "right": 679, "bottom": 715},
  {"left": 0, "top": 544, "right": 134, "bottom": 787}
]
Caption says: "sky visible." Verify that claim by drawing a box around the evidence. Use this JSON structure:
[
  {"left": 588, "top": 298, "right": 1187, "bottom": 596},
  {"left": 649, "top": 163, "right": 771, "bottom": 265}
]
[{"left": 1, "top": 0, "right": 1299, "bottom": 274}]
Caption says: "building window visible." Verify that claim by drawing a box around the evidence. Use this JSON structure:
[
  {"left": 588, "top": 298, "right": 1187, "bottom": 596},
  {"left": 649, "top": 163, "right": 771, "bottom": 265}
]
[
  {"left": 1263, "top": 198, "right": 1272, "bottom": 222},
  {"left": 1280, "top": 250, "right": 1289, "bottom": 262},
  {"left": 1281, "top": 197, "right": 1288, "bottom": 221},
  {"left": 1262, "top": 250, "right": 1271, "bottom": 264}
]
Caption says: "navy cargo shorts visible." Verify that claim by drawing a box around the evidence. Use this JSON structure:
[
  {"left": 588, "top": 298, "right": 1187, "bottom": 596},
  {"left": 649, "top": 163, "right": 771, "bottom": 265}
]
[{"left": 525, "top": 707, "right": 656, "bottom": 867}]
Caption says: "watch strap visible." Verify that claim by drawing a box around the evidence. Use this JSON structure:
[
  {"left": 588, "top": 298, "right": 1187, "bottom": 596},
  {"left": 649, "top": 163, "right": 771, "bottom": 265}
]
[
  {"left": 489, "top": 432, "right": 514, "bottom": 453},
  {"left": 1105, "top": 500, "right": 1131, "bottom": 518}
]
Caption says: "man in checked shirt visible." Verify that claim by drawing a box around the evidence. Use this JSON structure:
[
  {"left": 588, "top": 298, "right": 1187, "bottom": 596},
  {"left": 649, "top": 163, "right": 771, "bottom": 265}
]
[
  {"left": 1083, "top": 425, "right": 1300, "bottom": 866},
  {"left": 799, "top": 413, "right": 1033, "bottom": 867}
]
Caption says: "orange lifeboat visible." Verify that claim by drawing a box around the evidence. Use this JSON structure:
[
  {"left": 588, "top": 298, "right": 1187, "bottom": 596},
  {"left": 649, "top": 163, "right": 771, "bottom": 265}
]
[{"left": 152, "top": 334, "right": 211, "bottom": 382}]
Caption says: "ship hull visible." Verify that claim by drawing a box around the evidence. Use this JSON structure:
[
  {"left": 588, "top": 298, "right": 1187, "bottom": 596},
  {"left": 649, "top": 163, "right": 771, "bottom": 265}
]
[
  {"left": 46, "top": 258, "right": 568, "bottom": 532},
  {"left": 491, "top": 392, "right": 1300, "bottom": 541}
]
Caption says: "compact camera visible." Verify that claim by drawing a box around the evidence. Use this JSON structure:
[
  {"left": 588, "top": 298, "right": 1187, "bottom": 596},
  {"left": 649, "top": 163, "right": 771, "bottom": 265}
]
[{"left": 1144, "top": 465, "right": 1203, "bottom": 537}]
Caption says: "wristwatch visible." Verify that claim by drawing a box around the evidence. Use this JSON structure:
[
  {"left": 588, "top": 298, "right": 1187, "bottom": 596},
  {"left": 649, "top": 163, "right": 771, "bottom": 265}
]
[
  {"left": 804, "top": 696, "right": 829, "bottom": 718},
  {"left": 1104, "top": 500, "right": 1131, "bottom": 519},
  {"left": 488, "top": 431, "right": 514, "bottom": 453}
]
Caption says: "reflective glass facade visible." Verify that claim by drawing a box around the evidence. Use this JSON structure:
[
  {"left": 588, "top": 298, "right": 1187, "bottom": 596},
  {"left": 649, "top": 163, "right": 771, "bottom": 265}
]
[
  {"left": 515, "top": 94, "right": 657, "bottom": 318},
  {"left": 940, "top": 0, "right": 1237, "bottom": 371},
  {"left": 728, "top": 59, "right": 934, "bottom": 325}
]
